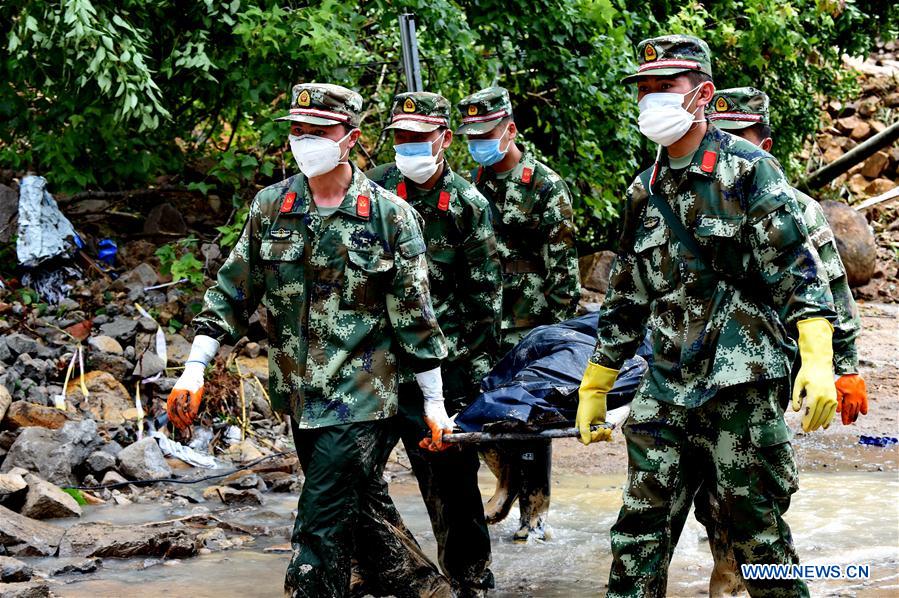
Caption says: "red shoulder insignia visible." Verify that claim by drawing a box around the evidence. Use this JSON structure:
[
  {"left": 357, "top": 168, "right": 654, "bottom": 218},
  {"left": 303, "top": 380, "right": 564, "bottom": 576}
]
[
  {"left": 700, "top": 151, "right": 717, "bottom": 173},
  {"left": 437, "top": 191, "right": 451, "bottom": 212},
  {"left": 396, "top": 181, "right": 407, "bottom": 200},
  {"left": 356, "top": 195, "right": 370, "bottom": 218},
  {"left": 521, "top": 167, "right": 533, "bottom": 184},
  {"left": 280, "top": 191, "right": 297, "bottom": 213}
]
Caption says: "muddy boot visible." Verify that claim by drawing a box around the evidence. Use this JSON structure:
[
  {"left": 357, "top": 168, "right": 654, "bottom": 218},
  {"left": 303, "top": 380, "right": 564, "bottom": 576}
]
[
  {"left": 513, "top": 440, "right": 552, "bottom": 541},
  {"left": 480, "top": 443, "right": 519, "bottom": 524}
]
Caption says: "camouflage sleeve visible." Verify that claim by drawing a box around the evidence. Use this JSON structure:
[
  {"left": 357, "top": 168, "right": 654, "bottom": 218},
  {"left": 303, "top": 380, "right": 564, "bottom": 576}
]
[
  {"left": 386, "top": 207, "right": 448, "bottom": 373},
  {"left": 591, "top": 185, "right": 652, "bottom": 369},
  {"left": 745, "top": 159, "right": 837, "bottom": 333},
  {"left": 459, "top": 192, "right": 503, "bottom": 384},
  {"left": 803, "top": 200, "right": 861, "bottom": 374},
  {"left": 192, "top": 196, "right": 265, "bottom": 343},
  {"left": 539, "top": 177, "right": 581, "bottom": 322}
]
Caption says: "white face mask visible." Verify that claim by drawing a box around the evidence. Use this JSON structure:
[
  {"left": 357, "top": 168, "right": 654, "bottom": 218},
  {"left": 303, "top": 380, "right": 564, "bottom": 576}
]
[
  {"left": 393, "top": 132, "right": 445, "bottom": 184},
  {"left": 637, "top": 84, "right": 705, "bottom": 147},
  {"left": 289, "top": 130, "right": 353, "bottom": 178}
]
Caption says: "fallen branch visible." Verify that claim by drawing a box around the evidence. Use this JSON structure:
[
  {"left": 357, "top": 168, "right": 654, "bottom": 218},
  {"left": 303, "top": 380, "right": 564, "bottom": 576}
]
[
  {"left": 801, "top": 121, "right": 899, "bottom": 191},
  {"left": 854, "top": 187, "right": 899, "bottom": 211}
]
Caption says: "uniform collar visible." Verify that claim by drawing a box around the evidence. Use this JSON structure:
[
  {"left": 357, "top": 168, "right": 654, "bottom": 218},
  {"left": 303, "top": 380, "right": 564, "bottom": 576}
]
[
  {"left": 658, "top": 125, "right": 721, "bottom": 182},
  {"left": 316, "top": 164, "right": 372, "bottom": 220},
  {"left": 480, "top": 150, "right": 537, "bottom": 186}
]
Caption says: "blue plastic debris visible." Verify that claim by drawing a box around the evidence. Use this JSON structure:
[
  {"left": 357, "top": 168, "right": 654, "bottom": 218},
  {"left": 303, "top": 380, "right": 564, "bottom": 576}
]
[
  {"left": 97, "top": 238, "right": 117, "bottom": 265},
  {"left": 858, "top": 436, "right": 898, "bottom": 447}
]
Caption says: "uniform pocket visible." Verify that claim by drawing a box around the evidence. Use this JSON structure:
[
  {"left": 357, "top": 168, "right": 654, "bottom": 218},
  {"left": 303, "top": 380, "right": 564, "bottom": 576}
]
[
  {"left": 260, "top": 237, "right": 304, "bottom": 262},
  {"left": 342, "top": 248, "right": 394, "bottom": 310},
  {"left": 749, "top": 418, "right": 798, "bottom": 500},
  {"left": 634, "top": 224, "right": 675, "bottom": 295},
  {"left": 695, "top": 214, "right": 744, "bottom": 274}
]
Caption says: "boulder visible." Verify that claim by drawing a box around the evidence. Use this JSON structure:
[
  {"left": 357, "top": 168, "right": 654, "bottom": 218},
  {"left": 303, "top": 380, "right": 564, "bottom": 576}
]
[
  {"left": 821, "top": 200, "right": 877, "bottom": 287},
  {"left": 0, "top": 556, "right": 33, "bottom": 583},
  {"left": 0, "top": 504, "right": 65, "bottom": 556},
  {"left": 98, "top": 317, "right": 138, "bottom": 344},
  {"left": 57, "top": 521, "right": 197, "bottom": 558},
  {"left": 0, "top": 419, "right": 104, "bottom": 486},
  {"left": 66, "top": 371, "right": 132, "bottom": 424},
  {"left": 20, "top": 474, "right": 82, "bottom": 519},
  {"left": 0, "top": 581, "right": 51, "bottom": 597},
  {"left": 117, "top": 437, "right": 172, "bottom": 481},
  {"left": 578, "top": 251, "right": 616, "bottom": 295},
  {"left": 0, "top": 385, "right": 11, "bottom": 422},
  {"left": 85, "top": 450, "right": 117, "bottom": 475},
  {"left": 3, "top": 401, "right": 72, "bottom": 430},
  {"left": 87, "top": 335, "right": 123, "bottom": 355}
]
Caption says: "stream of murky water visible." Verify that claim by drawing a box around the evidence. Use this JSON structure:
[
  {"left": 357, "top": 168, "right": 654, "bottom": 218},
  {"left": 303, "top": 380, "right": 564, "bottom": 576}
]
[{"left": 30, "top": 469, "right": 899, "bottom": 597}]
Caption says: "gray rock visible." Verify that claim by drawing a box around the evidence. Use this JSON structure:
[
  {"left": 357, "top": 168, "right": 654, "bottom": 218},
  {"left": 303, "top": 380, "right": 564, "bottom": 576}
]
[
  {"left": 46, "top": 557, "right": 102, "bottom": 576},
  {"left": 108, "top": 263, "right": 159, "bottom": 301},
  {"left": 86, "top": 352, "right": 133, "bottom": 380},
  {"left": 117, "top": 437, "right": 172, "bottom": 481},
  {"left": 0, "top": 580, "right": 51, "bottom": 597},
  {"left": 21, "top": 474, "right": 82, "bottom": 519},
  {"left": 0, "top": 338, "right": 12, "bottom": 364},
  {"left": 0, "top": 472, "right": 27, "bottom": 498},
  {"left": 0, "top": 504, "right": 65, "bottom": 556},
  {"left": 85, "top": 451, "right": 117, "bottom": 475},
  {"left": 5, "top": 334, "right": 38, "bottom": 356},
  {"left": 0, "top": 556, "right": 34, "bottom": 582},
  {"left": 132, "top": 351, "right": 165, "bottom": 378},
  {"left": 123, "top": 345, "right": 136, "bottom": 360},
  {"left": 87, "top": 335, "right": 123, "bottom": 355},
  {"left": 91, "top": 314, "right": 109, "bottom": 326},
  {"left": 100, "top": 471, "right": 128, "bottom": 486},
  {"left": 0, "top": 385, "right": 11, "bottom": 421},
  {"left": 98, "top": 317, "right": 138, "bottom": 343},
  {"left": 57, "top": 521, "right": 197, "bottom": 559},
  {"left": 0, "top": 419, "right": 103, "bottom": 486}
]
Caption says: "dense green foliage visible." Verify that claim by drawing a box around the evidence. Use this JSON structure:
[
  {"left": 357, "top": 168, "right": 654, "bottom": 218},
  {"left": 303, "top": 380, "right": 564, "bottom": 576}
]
[{"left": 2, "top": 1, "right": 896, "bottom": 248}]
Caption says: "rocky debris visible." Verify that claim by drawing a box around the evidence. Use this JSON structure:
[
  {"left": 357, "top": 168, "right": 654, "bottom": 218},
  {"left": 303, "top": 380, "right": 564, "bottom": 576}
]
[
  {"left": 1, "top": 419, "right": 104, "bottom": 486},
  {"left": 98, "top": 316, "right": 138, "bottom": 344},
  {"left": 100, "top": 470, "right": 129, "bottom": 487},
  {"left": 66, "top": 371, "right": 133, "bottom": 424},
  {"left": 86, "top": 335, "right": 123, "bottom": 355},
  {"left": 821, "top": 200, "right": 877, "bottom": 287},
  {"left": 132, "top": 350, "right": 165, "bottom": 379},
  {"left": 46, "top": 557, "right": 102, "bottom": 576},
  {"left": 84, "top": 450, "right": 117, "bottom": 476},
  {"left": 3, "top": 401, "right": 73, "bottom": 430},
  {"left": 57, "top": 521, "right": 198, "bottom": 559},
  {"left": 85, "top": 351, "right": 134, "bottom": 380},
  {"left": 0, "top": 385, "right": 11, "bottom": 422},
  {"left": 260, "top": 471, "right": 298, "bottom": 493},
  {"left": 578, "top": 250, "right": 615, "bottom": 309},
  {"left": 108, "top": 262, "right": 159, "bottom": 300},
  {"left": 0, "top": 581, "right": 52, "bottom": 598},
  {"left": 0, "top": 556, "right": 33, "bottom": 583},
  {"left": 0, "top": 504, "right": 65, "bottom": 556},
  {"left": 223, "top": 470, "right": 265, "bottom": 491},
  {"left": 202, "top": 485, "right": 265, "bottom": 506},
  {"left": 197, "top": 527, "right": 234, "bottom": 551},
  {"left": 20, "top": 474, "right": 82, "bottom": 519},
  {"left": 4, "top": 333, "right": 40, "bottom": 357},
  {"left": 117, "top": 437, "right": 172, "bottom": 481},
  {"left": 144, "top": 202, "right": 188, "bottom": 236},
  {"left": 0, "top": 472, "right": 28, "bottom": 500}
]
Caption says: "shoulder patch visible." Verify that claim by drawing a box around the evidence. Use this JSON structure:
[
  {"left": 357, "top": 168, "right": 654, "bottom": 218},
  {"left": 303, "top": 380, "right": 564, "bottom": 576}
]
[
  {"left": 521, "top": 167, "right": 533, "bottom": 184},
  {"left": 280, "top": 192, "right": 297, "bottom": 213},
  {"left": 437, "top": 190, "right": 451, "bottom": 211},
  {"left": 700, "top": 151, "right": 717, "bottom": 173},
  {"left": 356, "top": 195, "right": 370, "bottom": 218}
]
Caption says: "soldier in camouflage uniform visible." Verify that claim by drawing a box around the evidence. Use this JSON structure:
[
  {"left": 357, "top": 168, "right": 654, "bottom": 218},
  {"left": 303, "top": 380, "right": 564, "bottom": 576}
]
[
  {"left": 455, "top": 86, "right": 581, "bottom": 541},
  {"left": 166, "top": 83, "right": 453, "bottom": 597},
  {"left": 576, "top": 36, "right": 840, "bottom": 597},
  {"left": 664, "top": 86, "right": 869, "bottom": 597},
  {"left": 361, "top": 91, "right": 501, "bottom": 596}
]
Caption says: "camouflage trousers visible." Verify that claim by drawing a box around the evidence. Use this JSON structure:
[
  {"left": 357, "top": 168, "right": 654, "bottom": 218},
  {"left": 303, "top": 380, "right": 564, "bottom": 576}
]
[
  {"left": 287, "top": 418, "right": 446, "bottom": 598},
  {"left": 609, "top": 379, "right": 809, "bottom": 598},
  {"left": 356, "top": 383, "right": 494, "bottom": 596}
]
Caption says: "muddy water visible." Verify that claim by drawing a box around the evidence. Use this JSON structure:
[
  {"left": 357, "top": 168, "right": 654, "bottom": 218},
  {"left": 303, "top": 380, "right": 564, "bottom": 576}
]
[{"left": 43, "top": 470, "right": 899, "bottom": 597}]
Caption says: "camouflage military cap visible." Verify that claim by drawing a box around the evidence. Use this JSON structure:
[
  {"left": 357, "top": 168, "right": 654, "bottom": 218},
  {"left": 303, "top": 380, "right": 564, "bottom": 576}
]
[
  {"left": 274, "top": 83, "right": 363, "bottom": 127},
  {"left": 621, "top": 35, "right": 713, "bottom": 84},
  {"left": 706, "top": 87, "right": 770, "bottom": 130},
  {"left": 384, "top": 91, "right": 451, "bottom": 133},
  {"left": 454, "top": 87, "right": 513, "bottom": 135}
]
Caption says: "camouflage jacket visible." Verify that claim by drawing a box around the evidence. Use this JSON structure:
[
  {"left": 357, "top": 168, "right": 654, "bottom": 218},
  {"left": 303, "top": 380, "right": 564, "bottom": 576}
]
[
  {"left": 366, "top": 162, "right": 502, "bottom": 398},
  {"left": 193, "top": 165, "right": 447, "bottom": 428},
  {"left": 473, "top": 151, "right": 581, "bottom": 331},
  {"left": 592, "top": 126, "right": 837, "bottom": 407},
  {"left": 794, "top": 189, "right": 860, "bottom": 374}
]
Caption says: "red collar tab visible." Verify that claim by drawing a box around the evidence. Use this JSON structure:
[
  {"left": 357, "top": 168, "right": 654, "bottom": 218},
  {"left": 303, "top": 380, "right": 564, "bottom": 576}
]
[
  {"left": 700, "top": 150, "right": 718, "bottom": 173},
  {"left": 521, "top": 167, "right": 533, "bottom": 184},
  {"left": 396, "top": 181, "right": 407, "bottom": 200},
  {"left": 280, "top": 191, "right": 297, "bottom": 213},
  {"left": 437, "top": 191, "right": 451, "bottom": 212},
  {"left": 356, "top": 195, "right": 370, "bottom": 218}
]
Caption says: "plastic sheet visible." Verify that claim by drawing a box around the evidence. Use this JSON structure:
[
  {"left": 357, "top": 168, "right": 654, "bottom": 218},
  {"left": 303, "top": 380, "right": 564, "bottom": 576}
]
[{"left": 455, "top": 313, "right": 651, "bottom": 432}]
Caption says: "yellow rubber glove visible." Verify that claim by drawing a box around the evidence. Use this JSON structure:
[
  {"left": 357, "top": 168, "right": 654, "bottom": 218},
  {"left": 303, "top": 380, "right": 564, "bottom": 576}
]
[
  {"left": 791, "top": 318, "right": 838, "bottom": 432},
  {"left": 576, "top": 361, "right": 619, "bottom": 445}
]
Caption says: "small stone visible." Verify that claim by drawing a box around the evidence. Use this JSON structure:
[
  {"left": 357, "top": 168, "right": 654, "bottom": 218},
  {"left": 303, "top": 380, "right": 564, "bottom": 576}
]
[
  {"left": 66, "top": 371, "right": 133, "bottom": 424},
  {"left": 0, "top": 555, "right": 34, "bottom": 582},
  {"left": 85, "top": 451, "right": 117, "bottom": 475},
  {"left": 4, "top": 334, "right": 39, "bottom": 356},
  {"left": 864, "top": 178, "right": 897, "bottom": 196},
  {"left": 100, "top": 471, "right": 128, "bottom": 486},
  {"left": 3, "top": 401, "right": 72, "bottom": 430},
  {"left": 202, "top": 485, "right": 264, "bottom": 506},
  {"left": 243, "top": 342, "right": 261, "bottom": 359},
  {"left": 87, "top": 335, "right": 124, "bottom": 355},
  {"left": 860, "top": 150, "right": 890, "bottom": 179},
  {"left": 0, "top": 385, "right": 12, "bottom": 421},
  {"left": 47, "top": 557, "right": 102, "bottom": 576},
  {"left": 847, "top": 173, "right": 869, "bottom": 196},
  {"left": 117, "top": 437, "right": 172, "bottom": 481},
  {"left": 0, "top": 472, "right": 27, "bottom": 497},
  {"left": 132, "top": 351, "right": 165, "bottom": 378},
  {"left": 98, "top": 317, "right": 138, "bottom": 343},
  {"left": 20, "top": 474, "right": 82, "bottom": 519},
  {"left": 197, "top": 528, "right": 233, "bottom": 551}
]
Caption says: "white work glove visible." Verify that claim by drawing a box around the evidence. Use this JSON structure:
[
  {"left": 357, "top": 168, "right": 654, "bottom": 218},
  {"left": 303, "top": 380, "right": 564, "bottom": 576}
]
[
  {"left": 166, "top": 335, "right": 219, "bottom": 429},
  {"left": 415, "top": 367, "right": 454, "bottom": 452}
]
